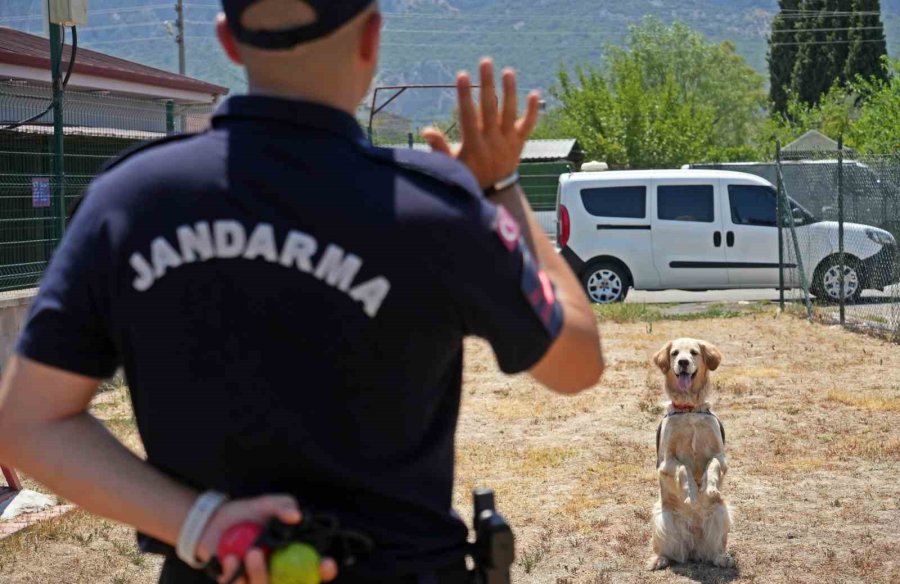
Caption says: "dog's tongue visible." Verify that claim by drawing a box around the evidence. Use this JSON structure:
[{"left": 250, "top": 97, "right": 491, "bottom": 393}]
[{"left": 677, "top": 372, "right": 693, "bottom": 392}]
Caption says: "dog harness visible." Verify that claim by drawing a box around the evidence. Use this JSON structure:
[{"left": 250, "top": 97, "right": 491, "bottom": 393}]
[{"left": 655, "top": 409, "right": 726, "bottom": 466}]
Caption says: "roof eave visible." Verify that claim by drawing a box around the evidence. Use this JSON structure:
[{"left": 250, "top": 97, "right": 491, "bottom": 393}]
[{"left": 0, "top": 49, "right": 228, "bottom": 96}]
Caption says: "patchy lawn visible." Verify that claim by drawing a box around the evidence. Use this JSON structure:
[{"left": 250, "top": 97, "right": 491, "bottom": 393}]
[{"left": 3, "top": 308, "right": 899, "bottom": 583}]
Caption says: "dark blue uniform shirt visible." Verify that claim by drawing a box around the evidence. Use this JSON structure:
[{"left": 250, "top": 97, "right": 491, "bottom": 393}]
[{"left": 16, "top": 96, "right": 563, "bottom": 581}]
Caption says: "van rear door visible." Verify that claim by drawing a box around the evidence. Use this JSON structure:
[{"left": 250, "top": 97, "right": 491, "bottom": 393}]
[{"left": 651, "top": 179, "right": 729, "bottom": 288}]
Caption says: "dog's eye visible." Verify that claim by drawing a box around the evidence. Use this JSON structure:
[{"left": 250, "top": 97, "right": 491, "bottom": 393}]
[
  {"left": 690, "top": 350, "right": 699, "bottom": 356},
  {"left": 671, "top": 351, "right": 678, "bottom": 357}
]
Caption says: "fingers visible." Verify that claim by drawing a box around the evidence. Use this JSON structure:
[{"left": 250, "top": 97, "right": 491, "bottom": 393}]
[
  {"left": 421, "top": 128, "right": 452, "bottom": 156},
  {"left": 516, "top": 90, "right": 541, "bottom": 140},
  {"left": 479, "top": 58, "right": 498, "bottom": 129},
  {"left": 501, "top": 68, "right": 518, "bottom": 133},
  {"left": 253, "top": 495, "right": 301, "bottom": 525},
  {"left": 218, "top": 555, "right": 242, "bottom": 584},
  {"left": 320, "top": 558, "right": 340, "bottom": 582},
  {"left": 456, "top": 71, "right": 479, "bottom": 143},
  {"left": 245, "top": 549, "right": 268, "bottom": 584}
]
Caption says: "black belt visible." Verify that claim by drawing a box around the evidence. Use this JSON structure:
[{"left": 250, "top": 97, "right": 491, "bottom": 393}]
[
  {"left": 346, "top": 560, "right": 472, "bottom": 584},
  {"left": 159, "top": 556, "right": 472, "bottom": 584}
]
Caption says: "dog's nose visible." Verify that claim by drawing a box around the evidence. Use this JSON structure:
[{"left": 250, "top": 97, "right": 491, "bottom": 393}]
[{"left": 678, "top": 359, "right": 690, "bottom": 369}]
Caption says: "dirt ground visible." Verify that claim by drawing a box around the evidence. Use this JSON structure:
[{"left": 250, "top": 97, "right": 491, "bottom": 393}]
[{"left": 1, "top": 309, "right": 899, "bottom": 583}]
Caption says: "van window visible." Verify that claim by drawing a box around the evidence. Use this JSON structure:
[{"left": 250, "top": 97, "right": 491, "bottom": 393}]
[
  {"left": 729, "top": 185, "right": 777, "bottom": 227},
  {"left": 657, "top": 185, "right": 715, "bottom": 222},
  {"left": 580, "top": 186, "right": 646, "bottom": 218}
]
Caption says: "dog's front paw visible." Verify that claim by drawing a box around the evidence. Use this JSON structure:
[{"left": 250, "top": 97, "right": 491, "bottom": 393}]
[
  {"left": 713, "top": 553, "right": 736, "bottom": 569},
  {"left": 705, "top": 485, "right": 722, "bottom": 502},
  {"left": 646, "top": 555, "right": 671, "bottom": 571}
]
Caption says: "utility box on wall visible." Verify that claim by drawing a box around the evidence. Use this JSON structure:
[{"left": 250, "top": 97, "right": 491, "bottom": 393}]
[{"left": 49, "top": 0, "right": 88, "bottom": 26}]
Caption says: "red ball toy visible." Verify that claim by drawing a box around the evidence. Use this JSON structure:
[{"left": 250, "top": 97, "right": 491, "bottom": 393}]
[{"left": 217, "top": 522, "right": 268, "bottom": 561}]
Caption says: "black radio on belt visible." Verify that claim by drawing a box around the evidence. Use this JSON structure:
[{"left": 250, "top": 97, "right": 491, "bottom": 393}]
[{"left": 471, "top": 489, "right": 515, "bottom": 584}]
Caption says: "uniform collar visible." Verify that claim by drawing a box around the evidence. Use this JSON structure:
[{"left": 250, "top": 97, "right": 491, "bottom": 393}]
[{"left": 212, "top": 95, "right": 366, "bottom": 143}]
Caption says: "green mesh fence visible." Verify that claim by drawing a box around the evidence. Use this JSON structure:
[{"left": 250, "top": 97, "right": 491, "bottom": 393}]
[
  {"left": 519, "top": 161, "right": 572, "bottom": 212},
  {"left": 0, "top": 82, "right": 213, "bottom": 293},
  {"left": 777, "top": 146, "right": 900, "bottom": 338}
]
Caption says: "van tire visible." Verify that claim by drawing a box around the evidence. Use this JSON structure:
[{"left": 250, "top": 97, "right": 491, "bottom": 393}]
[
  {"left": 581, "top": 262, "right": 629, "bottom": 304},
  {"left": 812, "top": 256, "right": 863, "bottom": 304}
]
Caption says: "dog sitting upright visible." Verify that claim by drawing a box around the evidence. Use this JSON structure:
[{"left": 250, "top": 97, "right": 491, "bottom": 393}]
[{"left": 647, "top": 338, "right": 734, "bottom": 571}]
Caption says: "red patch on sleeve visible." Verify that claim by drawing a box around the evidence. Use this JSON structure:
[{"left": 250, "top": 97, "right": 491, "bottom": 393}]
[
  {"left": 494, "top": 205, "right": 521, "bottom": 252},
  {"left": 537, "top": 270, "right": 556, "bottom": 320}
]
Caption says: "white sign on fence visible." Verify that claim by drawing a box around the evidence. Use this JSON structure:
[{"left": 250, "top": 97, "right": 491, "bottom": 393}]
[{"left": 32, "top": 178, "right": 51, "bottom": 209}]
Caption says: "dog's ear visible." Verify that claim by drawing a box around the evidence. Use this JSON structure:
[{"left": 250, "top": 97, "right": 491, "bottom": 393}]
[
  {"left": 653, "top": 342, "right": 673, "bottom": 374},
  {"left": 700, "top": 342, "right": 722, "bottom": 371}
]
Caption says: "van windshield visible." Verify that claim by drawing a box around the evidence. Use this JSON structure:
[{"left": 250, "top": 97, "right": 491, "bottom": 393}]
[{"left": 789, "top": 199, "right": 818, "bottom": 225}]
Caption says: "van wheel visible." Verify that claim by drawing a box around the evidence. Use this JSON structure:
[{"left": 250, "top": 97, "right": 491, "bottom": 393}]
[
  {"left": 582, "top": 262, "right": 629, "bottom": 304},
  {"left": 813, "top": 257, "right": 863, "bottom": 304}
]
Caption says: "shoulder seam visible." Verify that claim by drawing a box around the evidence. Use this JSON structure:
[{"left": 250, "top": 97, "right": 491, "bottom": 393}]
[
  {"left": 358, "top": 145, "right": 482, "bottom": 200},
  {"left": 100, "top": 132, "right": 201, "bottom": 174}
]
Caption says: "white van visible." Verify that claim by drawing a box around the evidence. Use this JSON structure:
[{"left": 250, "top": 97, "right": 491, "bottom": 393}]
[{"left": 556, "top": 169, "right": 898, "bottom": 303}]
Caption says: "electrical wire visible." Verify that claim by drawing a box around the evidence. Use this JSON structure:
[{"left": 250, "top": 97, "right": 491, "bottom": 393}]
[{"left": 0, "top": 26, "right": 78, "bottom": 132}]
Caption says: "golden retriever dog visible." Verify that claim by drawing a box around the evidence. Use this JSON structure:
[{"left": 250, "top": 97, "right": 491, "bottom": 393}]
[{"left": 647, "top": 338, "right": 734, "bottom": 571}]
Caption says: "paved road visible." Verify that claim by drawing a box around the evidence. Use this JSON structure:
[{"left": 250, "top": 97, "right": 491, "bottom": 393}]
[
  {"left": 627, "top": 287, "right": 900, "bottom": 330},
  {"left": 627, "top": 289, "right": 781, "bottom": 304}
]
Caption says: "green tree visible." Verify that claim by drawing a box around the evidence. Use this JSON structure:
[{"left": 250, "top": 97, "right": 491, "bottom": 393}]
[
  {"left": 765, "top": 60, "right": 897, "bottom": 154},
  {"left": 550, "top": 18, "right": 766, "bottom": 169},
  {"left": 844, "top": 0, "right": 889, "bottom": 83},
  {"left": 791, "top": 0, "right": 832, "bottom": 105},
  {"left": 769, "top": 0, "right": 802, "bottom": 115},
  {"left": 770, "top": 0, "right": 889, "bottom": 111},
  {"left": 850, "top": 60, "right": 900, "bottom": 152},
  {"left": 822, "top": 0, "right": 853, "bottom": 86}
]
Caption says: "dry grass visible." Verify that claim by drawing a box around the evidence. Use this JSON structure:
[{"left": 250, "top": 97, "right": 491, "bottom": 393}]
[
  {"left": 0, "top": 379, "right": 162, "bottom": 583},
  {"left": 3, "top": 309, "right": 900, "bottom": 583},
  {"left": 454, "top": 309, "right": 900, "bottom": 583}
]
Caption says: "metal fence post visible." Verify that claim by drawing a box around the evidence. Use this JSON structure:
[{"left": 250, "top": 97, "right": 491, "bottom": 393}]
[
  {"left": 49, "top": 23, "right": 66, "bottom": 240},
  {"left": 776, "top": 158, "right": 815, "bottom": 321},
  {"left": 166, "top": 100, "right": 175, "bottom": 135},
  {"left": 838, "top": 137, "right": 846, "bottom": 325},
  {"left": 776, "top": 140, "right": 785, "bottom": 312}
]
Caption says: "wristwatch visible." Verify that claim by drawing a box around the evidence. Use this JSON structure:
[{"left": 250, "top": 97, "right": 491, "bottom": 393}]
[{"left": 483, "top": 171, "right": 520, "bottom": 198}]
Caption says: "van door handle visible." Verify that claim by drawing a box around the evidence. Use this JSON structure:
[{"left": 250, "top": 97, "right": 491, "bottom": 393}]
[
  {"left": 713, "top": 232, "right": 722, "bottom": 247},
  {"left": 727, "top": 231, "right": 735, "bottom": 247}
]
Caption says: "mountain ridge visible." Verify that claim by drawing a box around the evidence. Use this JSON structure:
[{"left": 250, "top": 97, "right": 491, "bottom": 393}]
[{"left": 1, "top": 0, "right": 897, "bottom": 124}]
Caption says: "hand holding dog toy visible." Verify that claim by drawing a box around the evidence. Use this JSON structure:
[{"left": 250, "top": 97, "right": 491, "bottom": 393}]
[{"left": 214, "top": 513, "right": 373, "bottom": 584}]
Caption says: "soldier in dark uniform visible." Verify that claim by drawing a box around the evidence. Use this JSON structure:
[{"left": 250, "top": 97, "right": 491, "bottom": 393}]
[{"left": 0, "top": 2, "right": 604, "bottom": 583}]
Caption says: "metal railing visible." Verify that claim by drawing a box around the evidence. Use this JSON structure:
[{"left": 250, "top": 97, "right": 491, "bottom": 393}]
[{"left": 0, "top": 83, "right": 213, "bottom": 294}]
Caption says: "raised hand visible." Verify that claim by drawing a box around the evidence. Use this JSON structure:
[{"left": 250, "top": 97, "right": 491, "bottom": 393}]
[{"left": 422, "top": 58, "right": 541, "bottom": 190}]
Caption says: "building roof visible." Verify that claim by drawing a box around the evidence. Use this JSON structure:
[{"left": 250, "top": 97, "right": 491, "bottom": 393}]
[
  {"left": 0, "top": 26, "right": 228, "bottom": 97},
  {"left": 5, "top": 124, "right": 165, "bottom": 140},
  {"left": 380, "top": 138, "right": 583, "bottom": 163},
  {"left": 521, "top": 139, "right": 581, "bottom": 162},
  {"left": 784, "top": 130, "right": 840, "bottom": 152}
]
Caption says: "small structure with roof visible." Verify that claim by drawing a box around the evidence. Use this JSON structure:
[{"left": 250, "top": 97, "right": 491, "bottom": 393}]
[{"left": 0, "top": 26, "right": 230, "bottom": 294}]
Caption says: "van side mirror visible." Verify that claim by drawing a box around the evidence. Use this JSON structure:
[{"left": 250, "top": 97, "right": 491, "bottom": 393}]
[{"left": 791, "top": 208, "right": 806, "bottom": 225}]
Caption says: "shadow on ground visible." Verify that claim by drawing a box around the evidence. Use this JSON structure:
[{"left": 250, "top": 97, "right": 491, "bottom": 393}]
[{"left": 669, "top": 563, "right": 742, "bottom": 583}]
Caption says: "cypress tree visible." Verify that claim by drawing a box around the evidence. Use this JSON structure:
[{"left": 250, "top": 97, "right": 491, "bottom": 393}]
[
  {"left": 822, "top": 0, "right": 853, "bottom": 87},
  {"left": 769, "top": 0, "right": 802, "bottom": 114},
  {"left": 791, "top": 0, "right": 830, "bottom": 105},
  {"left": 844, "top": 0, "right": 888, "bottom": 82}
]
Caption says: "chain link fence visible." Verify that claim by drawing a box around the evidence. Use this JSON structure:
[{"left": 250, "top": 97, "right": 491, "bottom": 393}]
[
  {"left": 0, "top": 82, "right": 213, "bottom": 294},
  {"left": 775, "top": 145, "right": 900, "bottom": 339}
]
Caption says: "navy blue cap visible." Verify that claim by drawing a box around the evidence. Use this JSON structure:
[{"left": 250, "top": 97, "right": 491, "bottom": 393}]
[{"left": 223, "top": 0, "right": 374, "bottom": 50}]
